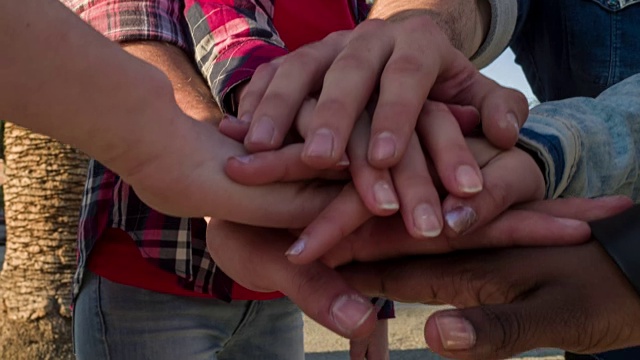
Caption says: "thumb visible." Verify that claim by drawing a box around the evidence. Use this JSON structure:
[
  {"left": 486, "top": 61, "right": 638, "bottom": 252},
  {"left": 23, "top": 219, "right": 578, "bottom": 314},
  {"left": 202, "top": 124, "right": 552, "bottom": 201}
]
[
  {"left": 206, "top": 220, "right": 377, "bottom": 339},
  {"left": 424, "top": 301, "right": 558, "bottom": 360}
]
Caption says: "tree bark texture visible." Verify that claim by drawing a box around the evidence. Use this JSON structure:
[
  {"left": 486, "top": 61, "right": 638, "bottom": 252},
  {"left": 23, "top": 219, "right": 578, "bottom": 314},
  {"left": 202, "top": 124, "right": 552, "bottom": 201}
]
[{"left": 0, "top": 123, "right": 88, "bottom": 359}]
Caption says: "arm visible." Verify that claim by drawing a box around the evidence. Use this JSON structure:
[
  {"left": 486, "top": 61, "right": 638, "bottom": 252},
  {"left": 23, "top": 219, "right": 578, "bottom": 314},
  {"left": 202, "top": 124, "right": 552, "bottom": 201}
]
[
  {"left": 0, "top": 0, "right": 183, "bottom": 179},
  {"left": 518, "top": 73, "right": 640, "bottom": 201},
  {"left": 1, "top": 0, "right": 345, "bottom": 223}
]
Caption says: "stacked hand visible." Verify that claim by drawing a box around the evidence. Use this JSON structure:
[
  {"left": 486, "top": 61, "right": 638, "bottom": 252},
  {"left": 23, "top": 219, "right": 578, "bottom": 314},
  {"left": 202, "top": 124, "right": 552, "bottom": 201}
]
[
  {"left": 203, "top": 12, "right": 638, "bottom": 360},
  {"left": 221, "top": 14, "right": 530, "bottom": 258}
]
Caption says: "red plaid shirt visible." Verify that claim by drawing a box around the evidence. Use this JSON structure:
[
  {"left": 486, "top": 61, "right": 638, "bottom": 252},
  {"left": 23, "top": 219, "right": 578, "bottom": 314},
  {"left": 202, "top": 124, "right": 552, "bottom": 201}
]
[{"left": 66, "top": 0, "right": 393, "bottom": 317}]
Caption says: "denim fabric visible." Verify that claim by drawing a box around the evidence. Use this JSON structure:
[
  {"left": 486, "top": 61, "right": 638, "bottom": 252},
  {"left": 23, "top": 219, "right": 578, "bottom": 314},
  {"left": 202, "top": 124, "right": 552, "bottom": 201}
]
[
  {"left": 73, "top": 271, "right": 304, "bottom": 360},
  {"left": 566, "top": 347, "right": 640, "bottom": 359},
  {"left": 512, "top": 0, "right": 640, "bottom": 102},
  {"left": 519, "top": 73, "right": 640, "bottom": 200},
  {"left": 511, "top": 3, "right": 640, "bottom": 358}
]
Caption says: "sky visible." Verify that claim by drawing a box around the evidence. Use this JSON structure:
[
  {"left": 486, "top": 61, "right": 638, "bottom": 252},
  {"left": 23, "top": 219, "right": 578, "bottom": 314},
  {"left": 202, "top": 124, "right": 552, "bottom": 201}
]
[{"left": 480, "top": 49, "right": 536, "bottom": 101}]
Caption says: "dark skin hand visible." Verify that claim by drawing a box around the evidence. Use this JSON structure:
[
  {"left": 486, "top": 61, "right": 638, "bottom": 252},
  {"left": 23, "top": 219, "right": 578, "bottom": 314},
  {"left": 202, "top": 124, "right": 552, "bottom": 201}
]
[
  {"left": 341, "top": 241, "right": 640, "bottom": 359},
  {"left": 205, "top": 196, "right": 632, "bottom": 342}
]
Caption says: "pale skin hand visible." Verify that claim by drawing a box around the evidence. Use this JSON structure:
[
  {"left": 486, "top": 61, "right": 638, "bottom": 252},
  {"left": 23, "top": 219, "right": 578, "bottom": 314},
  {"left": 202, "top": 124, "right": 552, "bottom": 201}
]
[
  {"left": 349, "top": 319, "right": 390, "bottom": 360},
  {"left": 221, "top": 104, "right": 546, "bottom": 264},
  {"left": 0, "top": 0, "right": 352, "bottom": 224},
  {"left": 237, "top": 13, "right": 529, "bottom": 175}
]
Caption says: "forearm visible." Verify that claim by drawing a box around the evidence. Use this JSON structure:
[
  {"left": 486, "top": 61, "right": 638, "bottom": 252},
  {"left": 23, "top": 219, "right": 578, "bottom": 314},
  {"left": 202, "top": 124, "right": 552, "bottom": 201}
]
[
  {"left": 369, "top": 0, "right": 490, "bottom": 57},
  {"left": 0, "top": 0, "right": 185, "bottom": 177},
  {"left": 121, "top": 42, "right": 222, "bottom": 125},
  {"left": 519, "top": 73, "right": 640, "bottom": 201}
]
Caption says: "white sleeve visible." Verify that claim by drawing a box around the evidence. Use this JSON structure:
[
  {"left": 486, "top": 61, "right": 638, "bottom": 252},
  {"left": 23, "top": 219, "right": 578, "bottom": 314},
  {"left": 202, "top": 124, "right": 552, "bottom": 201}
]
[{"left": 470, "top": 0, "right": 518, "bottom": 68}]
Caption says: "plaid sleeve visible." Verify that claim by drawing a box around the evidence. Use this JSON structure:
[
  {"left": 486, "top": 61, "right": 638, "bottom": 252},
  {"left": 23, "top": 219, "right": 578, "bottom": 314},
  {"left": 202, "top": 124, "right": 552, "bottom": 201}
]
[
  {"left": 184, "top": 0, "right": 288, "bottom": 113},
  {"left": 61, "top": 0, "right": 192, "bottom": 51}
]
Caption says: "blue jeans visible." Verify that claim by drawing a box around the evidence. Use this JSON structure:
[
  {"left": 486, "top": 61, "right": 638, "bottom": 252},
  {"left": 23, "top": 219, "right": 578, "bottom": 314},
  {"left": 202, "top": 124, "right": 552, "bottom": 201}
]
[
  {"left": 566, "top": 348, "right": 640, "bottom": 360},
  {"left": 73, "top": 271, "right": 304, "bottom": 360}
]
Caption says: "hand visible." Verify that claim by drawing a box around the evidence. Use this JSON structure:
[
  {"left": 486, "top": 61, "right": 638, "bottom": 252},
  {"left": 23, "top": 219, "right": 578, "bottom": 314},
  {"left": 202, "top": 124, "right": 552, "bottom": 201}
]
[
  {"left": 340, "top": 201, "right": 640, "bottom": 359},
  {"left": 221, "top": 122, "right": 545, "bottom": 264},
  {"left": 349, "top": 319, "right": 389, "bottom": 360},
  {"left": 205, "top": 196, "right": 631, "bottom": 340},
  {"left": 237, "top": 14, "right": 528, "bottom": 170},
  {"left": 125, "top": 119, "right": 343, "bottom": 227}
]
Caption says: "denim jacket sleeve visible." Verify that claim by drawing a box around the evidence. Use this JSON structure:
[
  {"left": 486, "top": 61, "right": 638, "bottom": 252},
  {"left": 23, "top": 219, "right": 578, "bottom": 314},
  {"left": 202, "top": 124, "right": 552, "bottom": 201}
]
[{"left": 518, "top": 73, "right": 640, "bottom": 201}]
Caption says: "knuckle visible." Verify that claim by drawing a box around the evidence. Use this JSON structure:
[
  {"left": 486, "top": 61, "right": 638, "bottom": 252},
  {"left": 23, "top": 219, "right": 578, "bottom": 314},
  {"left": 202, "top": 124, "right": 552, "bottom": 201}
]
[
  {"left": 322, "top": 29, "right": 349, "bottom": 45},
  {"left": 354, "top": 18, "right": 387, "bottom": 35},
  {"left": 284, "top": 47, "right": 321, "bottom": 67},
  {"left": 253, "top": 61, "right": 279, "bottom": 80},
  {"left": 480, "top": 306, "right": 526, "bottom": 356},
  {"left": 260, "top": 91, "right": 292, "bottom": 110},
  {"left": 333, "top": 51, "right": 371, "bottom": 73},
  {"left": 423, "top": 101, "right": 451, "bottom": 116},
  {"left": 292, "top": 266, "right": 329, "bottom": 299},
  {"left": 384, "top": 54, "right": 426, "bottom": 77}
]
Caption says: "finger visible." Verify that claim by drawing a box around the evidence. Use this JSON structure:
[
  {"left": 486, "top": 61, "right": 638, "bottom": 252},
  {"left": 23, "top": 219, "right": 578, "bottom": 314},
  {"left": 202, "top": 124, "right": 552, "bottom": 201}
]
[
  {"left": 367, "top": 19, "right": 445, "bottom": 169},
  {"left": 445, "top": 104, "right": 480, "bottom": 135},
  {"left": 285, "top": 183, "right": 373, "bottom": 264},
  {"left": 350, "top": 320, "right": 390, "bottom": 360},
  {"left": 237, "top": 58, "right": 280, "bottom": 125},
  {"left": 391, "top": 133, "right": 443, "bottom": 238},
  {"left": 417, "top": 101, "right": 484, "bottom": 198},
  {"left": 349, "top": 339, "right": 368, "bottom": 360},
  {"left": 454, "top": 209, "right": 591, "bottom": 249},
  {"left": 430, "top": 59, "right": 528, "bottom": 150},
  {"left": 424, "top": 293, "right": 585, "bottom": 360},
  {"left": 349, "top": 114, "right": 400, "bottom": 215},
  {"left": 476, "top": 85, "right": 530, "bottom": 149},
  {"left": 303, "top": 21, "right": 394, "bottom": 168},
  {"left": 324, "top": 206, "right": 591, "bottom": 269},
  {"left": 442, "top": 147, "right": 545, "bottom": 236},
  {"left": 244, "top": 33, "right": 348, "bottom": 152},
  {"left": 516, "top": 196, "right": 634, "bottom": 221},
  {"left": 206, "top": 220, "right": 377, "bottom": 338},
  {"left": 338, "top": 249, "right": 530, "bottom": 305},
  {"left": 225, "top": 143, "right": 349, "bottom": 185},
  {"left": 219, "top": 114, "right": 251, "bottom": 142}
]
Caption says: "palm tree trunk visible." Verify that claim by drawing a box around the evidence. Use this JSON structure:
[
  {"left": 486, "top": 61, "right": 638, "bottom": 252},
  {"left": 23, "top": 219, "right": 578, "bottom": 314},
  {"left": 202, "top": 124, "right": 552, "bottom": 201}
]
[{"left": 0, "top": 123, "right": 88, "bottom": 359}]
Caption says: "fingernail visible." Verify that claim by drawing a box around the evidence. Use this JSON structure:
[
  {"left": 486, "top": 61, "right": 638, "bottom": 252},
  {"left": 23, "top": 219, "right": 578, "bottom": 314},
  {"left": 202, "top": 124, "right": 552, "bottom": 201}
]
[
  {"left": 239, "top": 113, "right": 253, "bottom": 125},
  {"left": 456, "top": 165, "right": 483, "bottom": 194},
  {"left": 305, "top": 128, "right": 335, "bottom": 159},
  {"left": 373, "top": 181, "right": 399, "bottom": 211},
  {"left": 285, "top": 237, "right": 306, "bottom": 256},
  {"left": 501, "top": 112, "right": 520, "bottom": 135},
  {"left": 413, "top": 203, "right": 442, "bottom": 238},
  {"left": 224, "top": 114, "right": 250, "bottom": 125},
  {"left": 248, "top": 116, "right": 276, "bottom": 145},
  {"left": 331, "top": 294, "right": 375, "bottom": 335},
  {"left": 435, "top": 313, "right": 476, "bottom": 351},
  {"left": 337, "top": 154, "right": 350, "bottom": 167},
  {"left": 232, "top": 155, "right": 253, "bottom": 164},
  {"left": 371, "top": 132, "right": 397, "bottom": 162},
  {"left": 445, "top": 206, "right": 477, "bottom": 234}
]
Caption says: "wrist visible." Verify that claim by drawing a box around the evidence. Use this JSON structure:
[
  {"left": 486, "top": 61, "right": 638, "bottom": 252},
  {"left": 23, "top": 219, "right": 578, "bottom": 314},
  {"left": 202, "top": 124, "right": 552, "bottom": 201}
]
[{"left": 369, "top": 2, "right": 489, "bottom": 57}]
